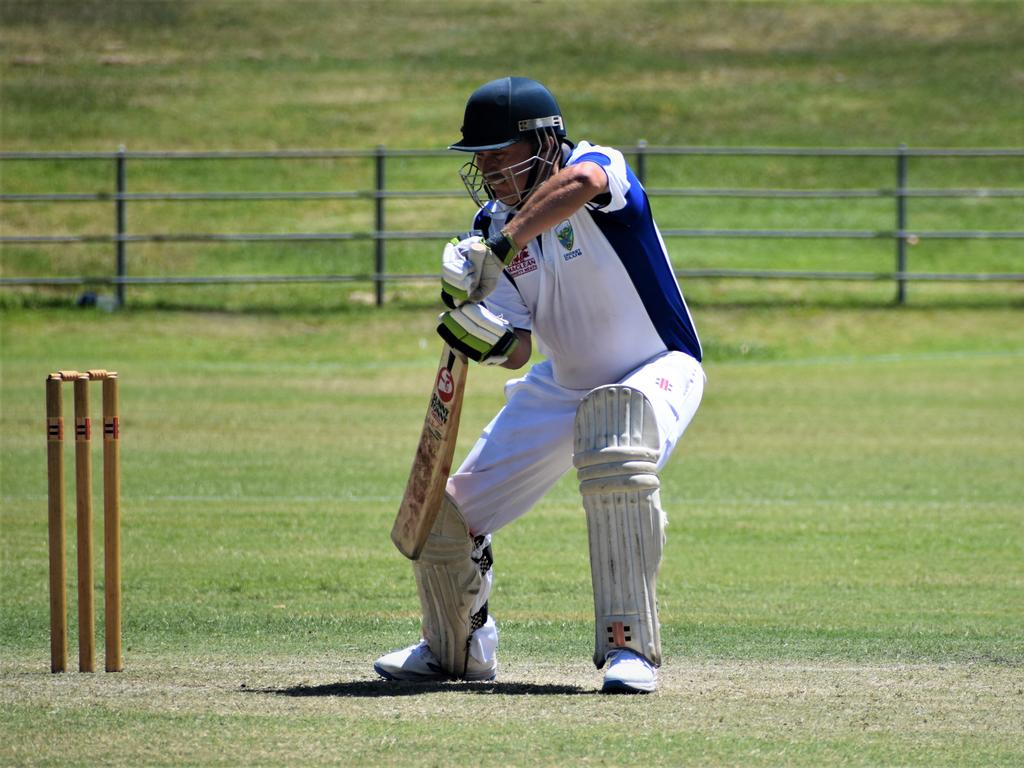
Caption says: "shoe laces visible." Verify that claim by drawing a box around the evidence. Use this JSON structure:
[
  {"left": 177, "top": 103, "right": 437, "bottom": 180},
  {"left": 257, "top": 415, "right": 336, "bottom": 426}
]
[
  {"left": 411, "top": 641, "right": 435, "bottom": 659},
  {"left": 606, "top": 649, "right": 652, "bottom": 669}
]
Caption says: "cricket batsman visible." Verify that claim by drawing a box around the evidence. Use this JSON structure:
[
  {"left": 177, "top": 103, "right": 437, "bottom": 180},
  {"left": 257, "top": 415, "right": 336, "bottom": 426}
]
[{"left": 375, "top": 76, "right": 705, "bottom": 693}]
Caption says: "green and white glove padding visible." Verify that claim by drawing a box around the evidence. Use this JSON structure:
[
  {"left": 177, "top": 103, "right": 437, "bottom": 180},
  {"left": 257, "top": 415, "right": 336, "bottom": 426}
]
[
  {"left": 441, "top": 236, "right": 485, "bottom": 304},
  {"left": 440, "top": 231, "right": 518, "bottom": 306},
  {"left": 437, "top": 303, "right": 518, "bottom": 365}
]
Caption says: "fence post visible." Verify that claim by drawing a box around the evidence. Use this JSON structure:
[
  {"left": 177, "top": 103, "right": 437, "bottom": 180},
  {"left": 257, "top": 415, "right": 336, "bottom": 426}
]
[
  {"left": 895, "top": 143, "right": 908, "bottom": 305},
  {"left": 374, "top": 145, "right": 386, "bottom": 307},
  {"left": 115, "top": 145, "right": 127, "bottom": 307},
  {"left": 636, "top": 139, "right": 648, "bottom": 186}
]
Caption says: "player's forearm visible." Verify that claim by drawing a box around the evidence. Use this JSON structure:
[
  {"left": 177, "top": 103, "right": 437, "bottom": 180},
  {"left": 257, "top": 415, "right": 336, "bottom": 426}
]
[{"left": 503, "top": 163, "right": 607, "bottom": 248}]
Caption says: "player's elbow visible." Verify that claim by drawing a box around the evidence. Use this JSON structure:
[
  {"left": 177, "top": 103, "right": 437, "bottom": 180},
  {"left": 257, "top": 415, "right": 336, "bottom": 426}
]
[{"left": 570, "top": 161, "right": 609, "bottom": 199}]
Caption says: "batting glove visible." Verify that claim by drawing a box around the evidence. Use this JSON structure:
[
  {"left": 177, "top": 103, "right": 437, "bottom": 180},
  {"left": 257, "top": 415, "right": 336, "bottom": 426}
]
[
  {"left": 441, "top": 236, "right": 482, "bottom": 305},
  {"left": 437, "top": 303, "right": 518, "bottom": 365},
  {"left": 440, "top": 231, "right": 518, "bottom": 306}
]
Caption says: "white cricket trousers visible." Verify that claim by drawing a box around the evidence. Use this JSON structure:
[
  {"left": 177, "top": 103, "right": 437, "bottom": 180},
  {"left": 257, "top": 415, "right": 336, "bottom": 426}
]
[
  {"left": 447, "top": 350, "right": 704, "bottom": 664},
  {"left": 448, "top": 349, "right": 705, "bottom": 535}
]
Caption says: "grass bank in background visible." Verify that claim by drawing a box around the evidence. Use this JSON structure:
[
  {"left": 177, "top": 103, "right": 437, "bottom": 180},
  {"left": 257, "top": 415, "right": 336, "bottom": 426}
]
[
  {"left": 4, "top": 1, "right": 1022, "bottom": 149},
  {"left": 1, "top": 1, "right": 1022, "bottom": 309}
]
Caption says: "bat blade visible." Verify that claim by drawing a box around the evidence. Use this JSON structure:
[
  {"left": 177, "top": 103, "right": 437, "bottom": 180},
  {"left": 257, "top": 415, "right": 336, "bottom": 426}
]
[{"left": 391, "top": 344, "right": 469, "bottom": 559}]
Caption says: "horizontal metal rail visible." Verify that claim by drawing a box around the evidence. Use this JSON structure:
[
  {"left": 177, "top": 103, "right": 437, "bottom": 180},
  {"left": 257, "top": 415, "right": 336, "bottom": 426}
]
[
  {"left": 0, "top": 273, "right": 436, "bottom": 286},
  {"left": 2, "top": 144, "right": 1021, "bottom": 305},
  {"left": 660, "top": 229, "right": 1024, "bottom": 239},
  {"left": 4, "top": 146, "right": 1024, "bottom": 160},
  {"left": 1, "top": 231, "right": 444, "bottom": 244},
  {"left": 4, "top": 188, "right": 1023, "bottom": 203},
  {"left": 0, "top": 149, "right": 451, "bottom": 160},
  {"left": 0, "top": 190, "right": 465, "bottom": 202},
  {"left": 4, "top": 229, "right": 1023, "bottom": 245},
  {"left": 674, "top": 269, "right": 1024, "bottom": 282},
  {"left": 636, "top": 146, "right": 1024, "bottom": 158},
  {"left": 647, "top": 188, "right": 1024, "bottom": 199},
  {"left": 4, "top": 269, "right": 1021, "bottom": 288}
]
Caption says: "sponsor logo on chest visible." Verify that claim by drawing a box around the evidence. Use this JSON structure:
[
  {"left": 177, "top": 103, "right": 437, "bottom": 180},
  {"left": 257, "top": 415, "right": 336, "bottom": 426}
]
[{"left": 507, "top": 247, "right": 538, "bottom": 277}]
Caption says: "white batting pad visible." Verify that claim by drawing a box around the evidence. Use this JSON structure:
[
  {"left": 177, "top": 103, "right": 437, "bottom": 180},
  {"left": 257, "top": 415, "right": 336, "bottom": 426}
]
[
  {"left": 412, "top": 494, "right": 485, "bottom": 677},
  {"left": 574, "top": 385, "right": 665, "bottom": 668}
]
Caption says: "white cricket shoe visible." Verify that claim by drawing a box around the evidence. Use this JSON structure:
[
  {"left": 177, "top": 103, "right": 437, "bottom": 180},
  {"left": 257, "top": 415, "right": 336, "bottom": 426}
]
[
  {"left": 601, "top": 649, "right": 658, "bottom": 693},
  {"left": 373, "top": 640, "right": 497, "bottom": 682}
]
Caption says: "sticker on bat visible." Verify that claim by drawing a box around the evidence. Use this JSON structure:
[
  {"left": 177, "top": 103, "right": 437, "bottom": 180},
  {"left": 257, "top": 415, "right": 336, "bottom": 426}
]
[{"left": 435, "top": 367, "right": 455, "bottom": 403}]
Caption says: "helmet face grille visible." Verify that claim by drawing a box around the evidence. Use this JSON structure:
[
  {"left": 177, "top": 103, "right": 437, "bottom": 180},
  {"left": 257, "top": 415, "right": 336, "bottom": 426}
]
[
  {"left": 458, "top": 160, "right": 490, "bottom": 209},
  {"left": 458, "top": 128, "right": 562, "bottom": 209}
]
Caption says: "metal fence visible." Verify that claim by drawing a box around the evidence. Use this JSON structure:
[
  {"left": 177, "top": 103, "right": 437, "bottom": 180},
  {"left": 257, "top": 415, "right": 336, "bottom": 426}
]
[{"left": 1, "top": 144, "right": 1022, "bottom": 306}]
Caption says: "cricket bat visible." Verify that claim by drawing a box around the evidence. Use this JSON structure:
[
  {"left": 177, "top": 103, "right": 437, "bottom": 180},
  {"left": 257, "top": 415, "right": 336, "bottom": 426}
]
[{"left": 391, "top": 343, "right": 469, "bottom": 559}]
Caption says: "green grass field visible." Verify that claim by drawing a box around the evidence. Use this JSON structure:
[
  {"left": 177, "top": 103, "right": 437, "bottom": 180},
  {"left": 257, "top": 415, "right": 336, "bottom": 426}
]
[
  {"left": 2, "top": 1, "right": 1023, "bottom": 765},
  {"left": 2, "top": 306, "right": 1022, "bottom": 765}
]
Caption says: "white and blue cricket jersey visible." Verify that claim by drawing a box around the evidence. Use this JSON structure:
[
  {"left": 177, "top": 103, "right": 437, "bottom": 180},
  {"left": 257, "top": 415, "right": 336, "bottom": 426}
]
[{"left": 476, "top": 141, "right": 702, "bottom": 390}]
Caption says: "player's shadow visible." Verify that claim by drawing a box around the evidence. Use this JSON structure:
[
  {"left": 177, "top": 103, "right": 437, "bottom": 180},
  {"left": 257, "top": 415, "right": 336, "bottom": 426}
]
[{"left": 247, "top": 679, "right": 594, "bottom": 697}]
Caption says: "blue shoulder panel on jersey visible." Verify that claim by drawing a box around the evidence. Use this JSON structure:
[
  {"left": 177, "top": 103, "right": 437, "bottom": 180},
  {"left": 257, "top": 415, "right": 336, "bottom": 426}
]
[
  {"left": 570, "top": 151, "right": 612, "bottom": 168},
  {"left": 586, "top": 164, "right": 702, "bottom": 362},
  {"left": 571, "top": 152, "right": 615, "bottom": 209},
  {"left": 574, "top": 151, "right": 647, "bottom": 223}
]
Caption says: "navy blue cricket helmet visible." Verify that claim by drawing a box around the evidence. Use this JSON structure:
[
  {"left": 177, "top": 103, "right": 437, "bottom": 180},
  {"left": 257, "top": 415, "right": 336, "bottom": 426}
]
[{"left": 450, "top": 76, "right": 567, "bottom": 152}]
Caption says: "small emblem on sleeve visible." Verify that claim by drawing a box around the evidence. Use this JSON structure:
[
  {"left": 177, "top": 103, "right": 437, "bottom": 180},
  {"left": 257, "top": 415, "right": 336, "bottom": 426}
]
[{"left": 655, "top": 377, "right": 673, "bottom": 392}]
